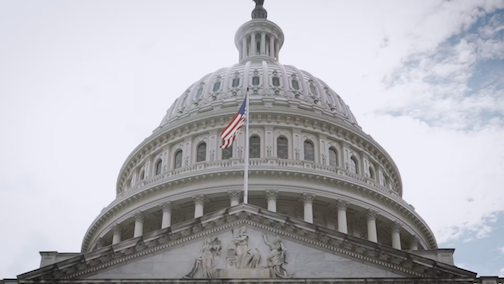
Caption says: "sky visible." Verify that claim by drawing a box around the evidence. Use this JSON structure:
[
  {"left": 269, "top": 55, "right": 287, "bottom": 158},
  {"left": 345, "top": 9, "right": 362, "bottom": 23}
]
[{"left": 0, "top": 0, "right": 503, "bottom": 278}]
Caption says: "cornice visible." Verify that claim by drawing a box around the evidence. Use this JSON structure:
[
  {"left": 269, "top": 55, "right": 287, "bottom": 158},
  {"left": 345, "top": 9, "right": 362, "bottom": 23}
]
[
  {"left": 83, "top": 163, "right": 435, "bottom": 253},
  {"left": 26, "top": 205, "right": 471, "bottom": 281}
]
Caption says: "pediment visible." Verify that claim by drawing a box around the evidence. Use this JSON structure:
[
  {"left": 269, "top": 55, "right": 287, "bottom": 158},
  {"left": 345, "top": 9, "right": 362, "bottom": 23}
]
[{"left": 18, "top": 204, "right": 476, "bottom": 282}]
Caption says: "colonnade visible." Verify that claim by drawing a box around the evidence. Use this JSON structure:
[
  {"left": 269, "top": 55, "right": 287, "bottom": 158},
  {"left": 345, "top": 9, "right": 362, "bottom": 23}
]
[{"left": 109, "top": 190, "right": 418, "bottom": 251}]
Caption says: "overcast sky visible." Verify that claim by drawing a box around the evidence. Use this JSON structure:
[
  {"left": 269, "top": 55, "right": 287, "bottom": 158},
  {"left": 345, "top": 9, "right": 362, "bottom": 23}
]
[{"left": 1, "top": 0, "right": 504, "bottom": 278}]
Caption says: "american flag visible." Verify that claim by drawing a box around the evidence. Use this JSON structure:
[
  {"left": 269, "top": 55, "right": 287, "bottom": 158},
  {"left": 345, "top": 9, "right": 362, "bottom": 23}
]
[{"left": 220, "top": 96, "right": 247, "bottom": 149}]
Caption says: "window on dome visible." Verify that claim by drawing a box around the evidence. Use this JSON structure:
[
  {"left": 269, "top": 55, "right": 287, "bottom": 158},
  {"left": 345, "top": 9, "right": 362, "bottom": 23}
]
[
  {"left": 329, "top": 147, "right": 338, "bottom": 167},
  {"left": 292, "top": 79, "right": 299, "bottom": 90},
  {"left": 222, "top": 145, "right": 233, "bottom": 160},
  {"left": 310, "top": 84, "right": 318, "bottom": 96},
  {"left": 139, "top": 170, "right": 145, "bottom": 181},
  {"left": 272, "top": 77, "right": 280, "bottom": 87},
  {"left": 197, "top": 143, "right": 206, "bottom": 162},
  {"left": 256, "top": 39, "right": 260, "bottom": 55},
  {"left": 350, "top": 156, "right": 358, "bottom": 174},
  {"left": 174, "top": 150, "right": 183, "bottom": 169},
  {"left": 196, "top": 87, "right": 204, "bottom": 99},
  {"left": 213, "top": 81, "right": 221, "bottom": 92},
  {"left": 252, "top": 76, "right": 260, "bottom": 86},
  {"left": 304, "top": 140, "right": 314, "bottom": 161},
  {"left": 369, "top": 166, "right": 375, "bottom": 180},
  {"left": 232, "top": 78, "right": 240, "bottom": 88},
  {"left": 155, "top": 159, "right": 162, "bottom": 175},
  {"left": 250, "top": 136, "right": 260, "bottom": 158},
  {"left": 277, "top": 136, "right": 288, "bottom": 159}
]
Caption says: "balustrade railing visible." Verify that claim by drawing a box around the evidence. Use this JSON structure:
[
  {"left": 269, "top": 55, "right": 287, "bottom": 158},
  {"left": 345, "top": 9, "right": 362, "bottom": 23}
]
[{"left": 115, "top": 158, "right": 401, "bottom": 206}]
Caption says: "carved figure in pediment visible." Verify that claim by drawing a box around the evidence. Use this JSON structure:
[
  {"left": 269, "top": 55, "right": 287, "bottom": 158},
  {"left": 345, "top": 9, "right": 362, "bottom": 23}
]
[
  {"left": 232, "top": 226, "right": 249, "bottom": 268},
  {"left": 185, "top": 237, "right": 222, "bottom": 278},
  {"left": 262, "top": 235, "right": 289, "bottom": 278}
]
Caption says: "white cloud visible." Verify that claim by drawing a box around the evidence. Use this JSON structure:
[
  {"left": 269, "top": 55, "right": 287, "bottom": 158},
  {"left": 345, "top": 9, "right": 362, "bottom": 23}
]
[{"left": 499, "top": 246, "right": 504, "bottom": 254}]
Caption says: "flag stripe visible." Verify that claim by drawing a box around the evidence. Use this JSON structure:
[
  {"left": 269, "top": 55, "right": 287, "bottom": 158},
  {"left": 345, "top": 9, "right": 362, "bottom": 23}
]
[{"left": 220, "top": 96, "right": 247, "bottom": 149}]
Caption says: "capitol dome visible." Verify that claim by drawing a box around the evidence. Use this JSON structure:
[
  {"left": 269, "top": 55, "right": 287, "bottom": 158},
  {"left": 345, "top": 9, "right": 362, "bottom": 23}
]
[
  {"left": 77, "top": 1, "right": 440, "bottom": 255},
  {"left": 71, "top": 2, "right": 442, "bottom": 257}
]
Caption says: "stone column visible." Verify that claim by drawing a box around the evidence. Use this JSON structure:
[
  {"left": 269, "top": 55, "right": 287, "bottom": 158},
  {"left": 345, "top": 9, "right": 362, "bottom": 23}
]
[
  {"left": 251, "top": 33, "right": 256, "bottom": 55},
  {"left": 302, "top": 193, "right": 316, "bottom": 223},
  {"left": 112, "top": 223, "right": 122, "bottom": 245},
  {"left": 275, "top": 39, "right": 279, "bottom": 61},
  {"left": 133, "top": 211, "right": 144, "bottom": 238},
  {"left": 265, "top": 189, "right": 278, "bottom": 212},
  {"left": 160, "top": 201, "right": 173, "bottom": 229},
  {"left": 228, "top": 190, "right": 241, "bottom": 206},
  {"left": 193, "top": 194, "right": 205, "bottom": 218},
  {"left": 269, "top": 37, "right": 274, "bottom": 59},
  {"left": 391, "top": 221, "right": 402, "bottom": 250},
  {"left": 260, "top": 32, "right": 266, "bottom": 55},
  {"left": 336, "top": 200, "right": 348, "bottom": 234},
  {"left": 409, "top": 235, "right": 419, "bottom": 251},
  {"left": 242, "top": 37, "right": 247, "bottom": 59},
  {"left": 366, "top": 209, "right": 378, "bottom": 242}
]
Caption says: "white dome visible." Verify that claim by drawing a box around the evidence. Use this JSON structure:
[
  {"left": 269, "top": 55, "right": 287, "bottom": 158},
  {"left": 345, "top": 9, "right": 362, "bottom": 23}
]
[{"left": 159, "top": 61, "right": 359, "bottom": 128}]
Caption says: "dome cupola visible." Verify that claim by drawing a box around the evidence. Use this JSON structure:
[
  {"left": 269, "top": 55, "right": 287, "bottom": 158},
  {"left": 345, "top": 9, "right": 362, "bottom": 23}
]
[{"left": 235, "top": 0, "right": 284, "bottom": 63}]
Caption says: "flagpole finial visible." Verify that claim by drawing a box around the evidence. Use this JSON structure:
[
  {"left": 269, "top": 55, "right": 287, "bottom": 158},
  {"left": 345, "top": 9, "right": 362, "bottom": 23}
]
[{"left": 252, "top": 0, "right": 267, "bottom": 19}]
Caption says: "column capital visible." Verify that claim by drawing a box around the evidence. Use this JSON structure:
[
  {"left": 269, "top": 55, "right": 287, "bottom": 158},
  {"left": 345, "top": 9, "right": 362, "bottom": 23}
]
[
  {"left": 160, "top": 201, "right": 173, "bottom": 213},
  {"left": 192, "top": 193, "right": 205, "bottom": 205},
  {"left": 302, "top": 192, "right": 316, "bottom": 204},
  {"left": 391, "top": 220, "right": 403, "bottom": 233},
  {"left": 112, "top": 223, "right": 122, "bottom": 234},
  {"left": 133, "top": 211, "right": 145, "bottom": 222},
  {"left": 366, "top": 209, "right": 378, "bottom": 221},
  {"left": 336, "top": 199, "right": 349, "bottom": 211},
  {"left": 265, "top": 189, "right": 279, "bottom": 201},
  {"left": 228, "top": 190, "right": 241, "bottom": 201}
]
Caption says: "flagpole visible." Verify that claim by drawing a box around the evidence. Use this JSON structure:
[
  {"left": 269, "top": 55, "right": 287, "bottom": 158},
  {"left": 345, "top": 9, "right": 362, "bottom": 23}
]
[{"left": 243, "top": 88, "right": 250, "bottom": 204}]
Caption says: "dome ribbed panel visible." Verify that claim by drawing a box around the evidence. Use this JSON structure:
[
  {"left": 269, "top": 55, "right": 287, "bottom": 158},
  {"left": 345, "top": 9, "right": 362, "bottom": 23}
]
[{"left": 159, "top": 62, "right": 359, "bottom": 128}]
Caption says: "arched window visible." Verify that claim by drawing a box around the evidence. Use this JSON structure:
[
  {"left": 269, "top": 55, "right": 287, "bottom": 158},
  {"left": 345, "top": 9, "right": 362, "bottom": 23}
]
[
  {"left": 369, "top": 166, "right": 375, "bottom": 179},
  {"left": 350, "top": 156, "right": 358, "bottom": 174},
  {"left": 195, "top": 87, "right": 204, "bottom": 99},
  {"left": 310, "top": 84, "right": 318, "bottom": 96},
  {"left": 213, "top": 81, "right": 221, "bottom": 92},
  {"left": 174, "top": 150, "right": 183, "bottom": 169},
  {"left": 277, "top": 136, "right": 288, "bottom": 159},
  {"left": 139, "top": 170, "right": 145, "bottom": 181},
  {"left": 155, "top": 159, "right": 163, "bottom": 175},
  {"left": 329, "top": 147, "right": 338, "bottom": 167},
  {"left": 252, "top": 76, "right": 260, "bottom": 86},
  {"left": 232, "top": 78, "right": 240, "bottom": 88},
  {"left": 272, "top": 77, "right": 280, "bottom": 87},
  {"left": 222, "top": 145, "right": 233, "bottom": 160},
  {"left": 197, "top": 143, "right": 207, "bottom": 162},
  {"left": 249, "top": 136, "right": 260, "bottom": 158},
  {"left": 292, "top": 79, "right": 300, "bottom": 90},
  {"left": 304, "top": 140, "right": 314, "bottom": 161}
]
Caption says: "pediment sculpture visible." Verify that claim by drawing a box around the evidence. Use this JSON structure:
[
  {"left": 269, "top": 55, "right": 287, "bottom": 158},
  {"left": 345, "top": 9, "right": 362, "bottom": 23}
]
[
  {"left": 184, "top": 226, "right": 289, "bottom": 279},
  {"left": 184, "top": 237, "right": 222, "bottom": 278}
]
